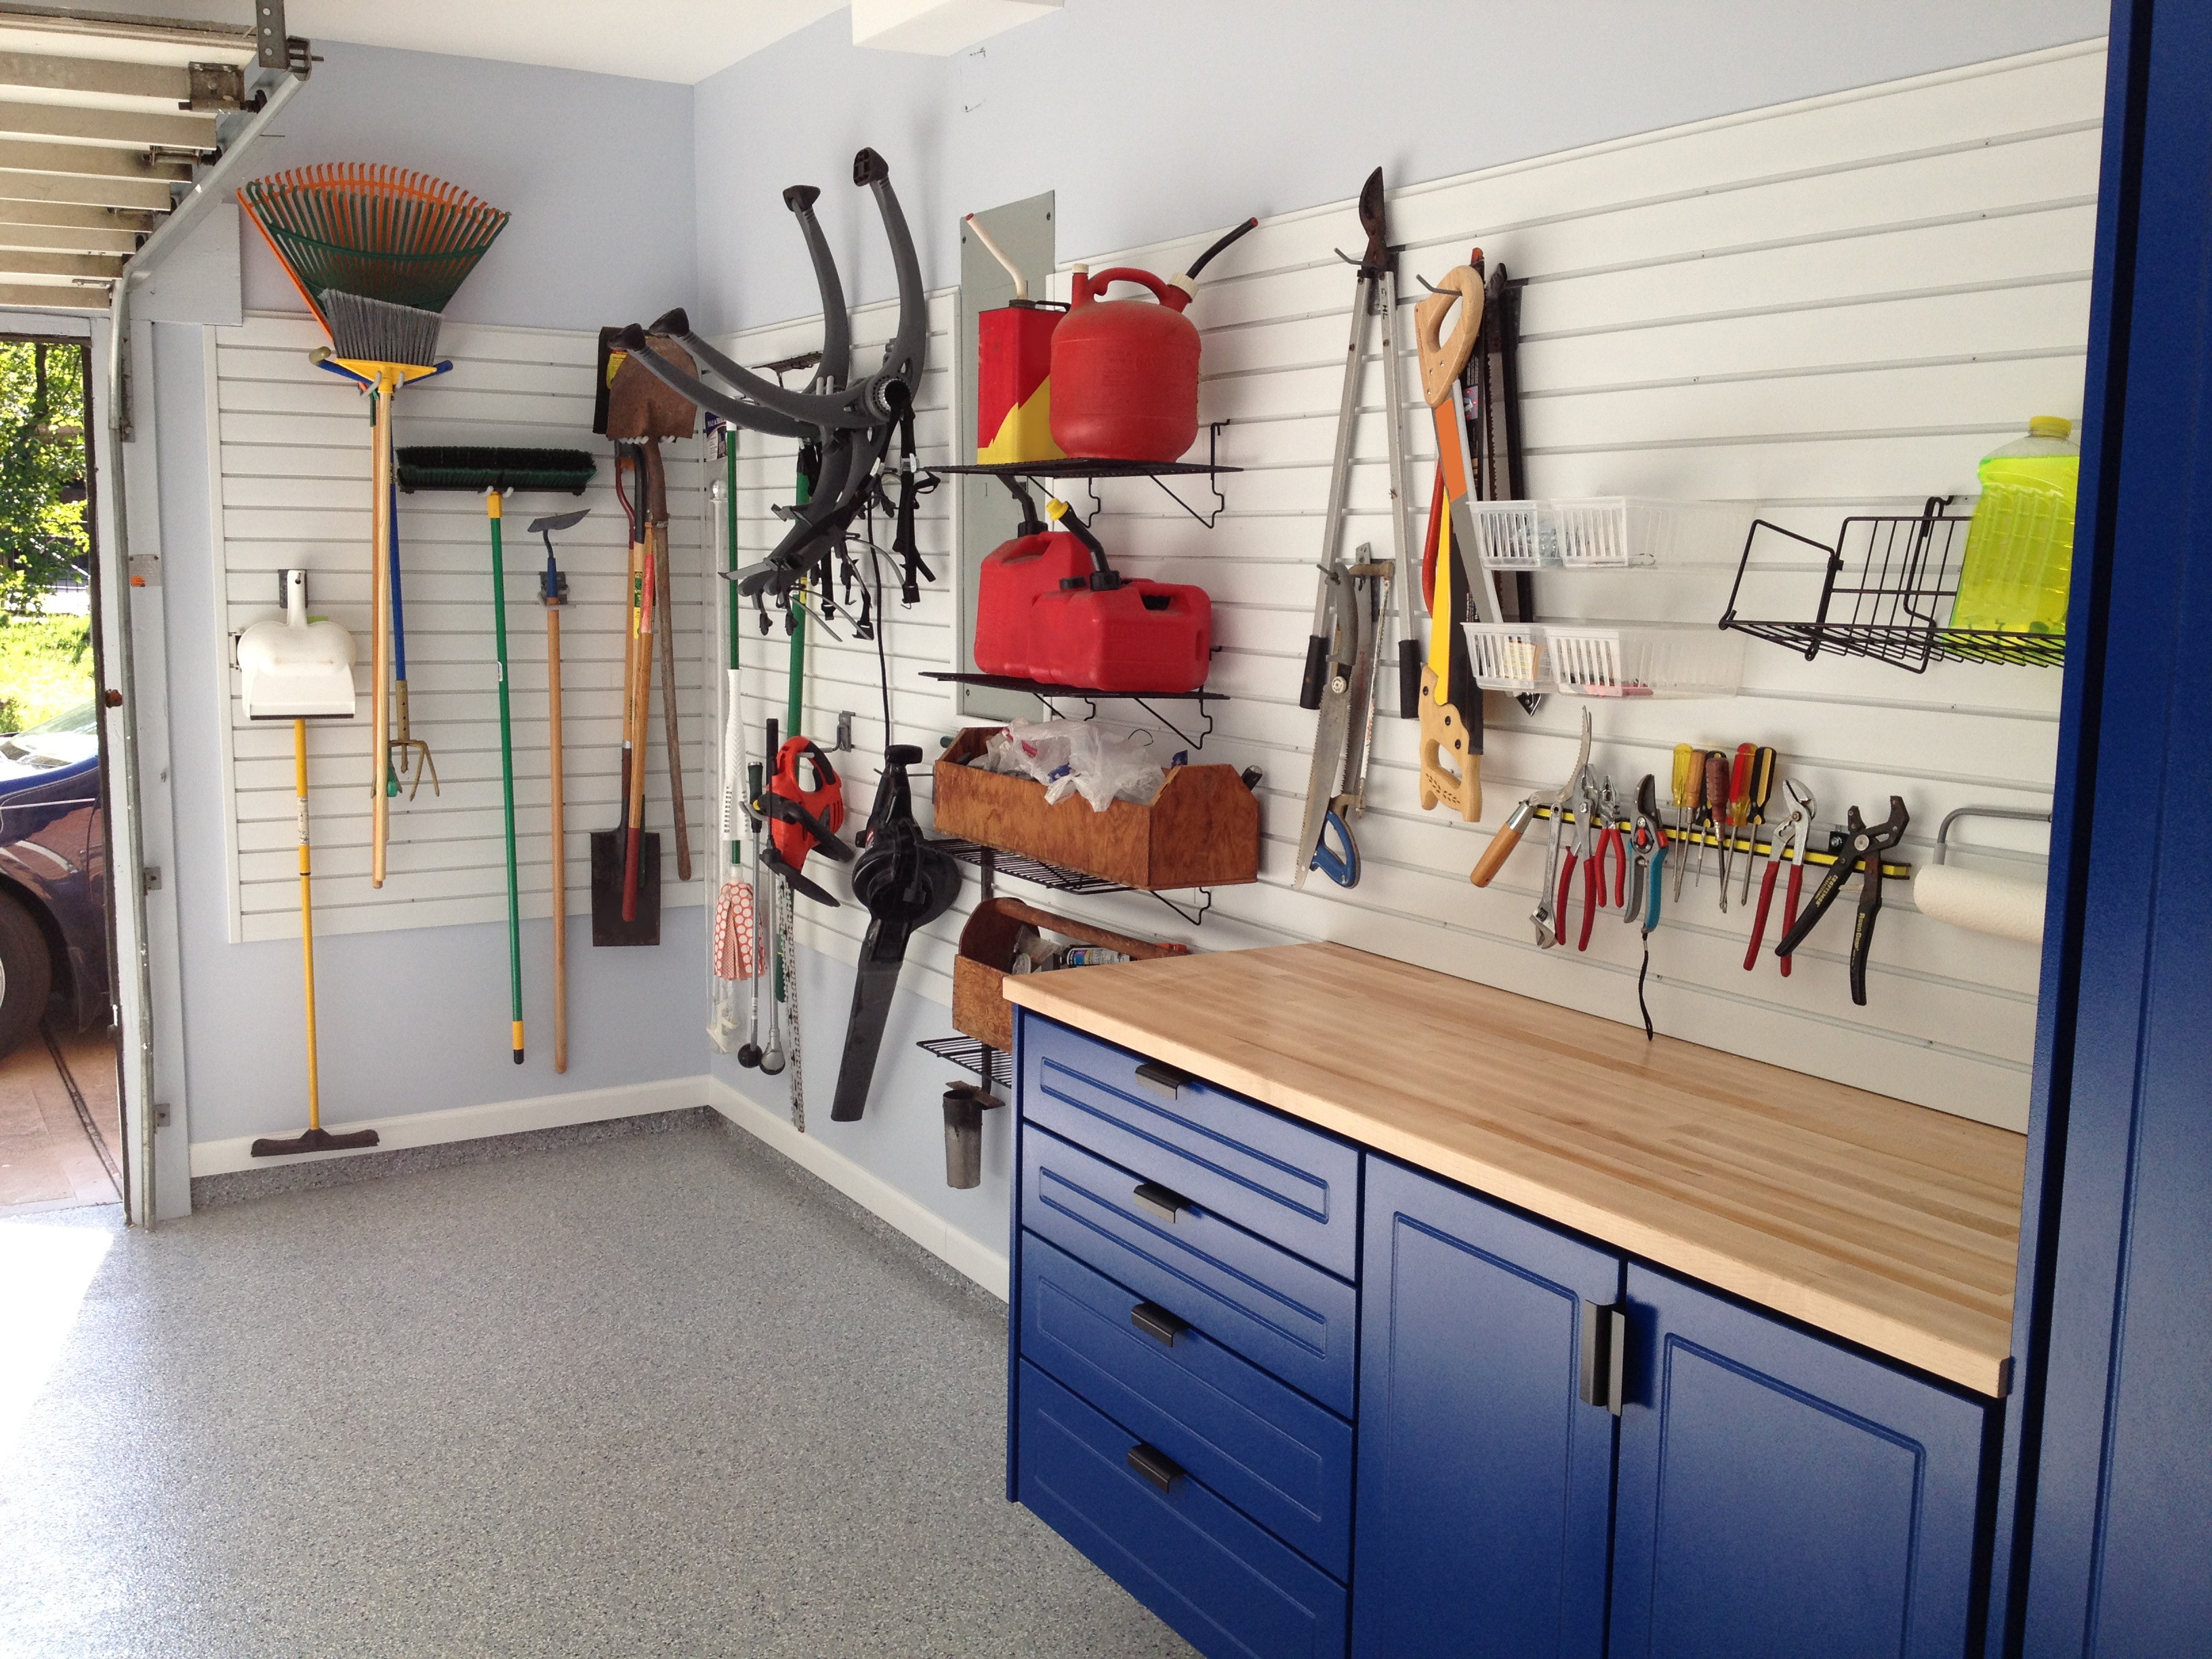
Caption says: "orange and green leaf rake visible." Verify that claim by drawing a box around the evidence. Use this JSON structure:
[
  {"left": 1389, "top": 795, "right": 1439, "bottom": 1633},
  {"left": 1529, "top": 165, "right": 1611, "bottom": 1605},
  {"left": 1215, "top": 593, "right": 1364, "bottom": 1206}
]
[{"left": 239, "top": 165, "right": 508, "bottom": 888}]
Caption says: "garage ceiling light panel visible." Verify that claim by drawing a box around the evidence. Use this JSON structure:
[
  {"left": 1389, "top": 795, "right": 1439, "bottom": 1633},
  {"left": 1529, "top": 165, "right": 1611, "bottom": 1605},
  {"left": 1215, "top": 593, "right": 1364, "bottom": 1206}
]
[{"left": 851, "top": 0, "right": 1062, "bottom": 56}]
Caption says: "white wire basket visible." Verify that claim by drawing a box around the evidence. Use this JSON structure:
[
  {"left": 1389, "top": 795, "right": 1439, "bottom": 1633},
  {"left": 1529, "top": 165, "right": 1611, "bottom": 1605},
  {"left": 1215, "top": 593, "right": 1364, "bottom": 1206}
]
[
  {"left": 1465, "top": 497, "right": 1757, "bottom": 569},
  {"left": 1463, "top": 621, "right": 1744, "bottom": 699}
]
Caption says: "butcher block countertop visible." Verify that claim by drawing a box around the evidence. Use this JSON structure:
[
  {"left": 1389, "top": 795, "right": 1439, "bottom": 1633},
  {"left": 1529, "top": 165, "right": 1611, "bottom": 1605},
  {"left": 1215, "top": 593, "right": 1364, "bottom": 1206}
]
[{"left": 1002, "top": 942, "right": 2025, "bottom": 1396}]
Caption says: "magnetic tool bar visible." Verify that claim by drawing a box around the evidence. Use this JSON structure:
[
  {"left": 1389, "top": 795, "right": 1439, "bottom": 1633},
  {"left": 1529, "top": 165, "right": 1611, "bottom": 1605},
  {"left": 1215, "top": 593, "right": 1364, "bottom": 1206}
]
[{"left": 1523, "top": 803, "right": 1912, "bottom": 880}]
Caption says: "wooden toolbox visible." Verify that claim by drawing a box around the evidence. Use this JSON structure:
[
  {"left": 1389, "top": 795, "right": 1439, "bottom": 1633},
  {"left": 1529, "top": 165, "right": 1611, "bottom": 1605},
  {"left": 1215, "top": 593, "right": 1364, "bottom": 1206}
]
[
  {"left": 933, "top": 726, "right": 1259, "bottom": 891},
  {"left": 953, "top": 898, "right": 1188, "bottom": 1054}
]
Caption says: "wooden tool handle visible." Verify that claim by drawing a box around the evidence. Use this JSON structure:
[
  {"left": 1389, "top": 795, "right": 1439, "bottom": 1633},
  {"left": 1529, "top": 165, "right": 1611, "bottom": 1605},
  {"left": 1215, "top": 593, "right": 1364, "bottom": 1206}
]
[
  {"left": 369, "top": 393, "right": 392, "bottom": 888},
  {"left": 642, "top": 436, "right": 670, "bottom": 525},
  {"left": 1414, "top": 266, "right": 1483, "bottom": 407},
  {"left": 1469, "top": 822, "right": 1523, "bottom": 888},
  {"left": 548, "top": 607, "right": 567, "bottom": 1073},
  {"left": 652, "top": 524, "right": 691, "bottom": 881}
]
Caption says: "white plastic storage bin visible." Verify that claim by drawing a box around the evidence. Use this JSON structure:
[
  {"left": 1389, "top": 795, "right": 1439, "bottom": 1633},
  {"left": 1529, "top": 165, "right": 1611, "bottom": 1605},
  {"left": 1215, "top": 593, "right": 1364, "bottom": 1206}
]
[
  {"left": 1463, "top": 621, "right": 1743, "bottom": 699},
  {"left": 1465, "top": 498, "right": 1755, "bottom": 570}
]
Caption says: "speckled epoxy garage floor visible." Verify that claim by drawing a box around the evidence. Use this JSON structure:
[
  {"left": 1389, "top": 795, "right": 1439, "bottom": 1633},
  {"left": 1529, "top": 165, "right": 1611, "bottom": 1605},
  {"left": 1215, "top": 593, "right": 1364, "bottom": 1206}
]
[{"left": 0, "top": 1121, "right": 1193, "bottom": 1658}]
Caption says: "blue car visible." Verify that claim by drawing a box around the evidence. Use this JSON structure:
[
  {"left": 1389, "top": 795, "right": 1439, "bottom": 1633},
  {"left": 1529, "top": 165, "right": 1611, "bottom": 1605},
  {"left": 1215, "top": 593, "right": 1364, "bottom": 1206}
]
[{"left": 0, "top": 698, "right": 110, "bottom": 1058}]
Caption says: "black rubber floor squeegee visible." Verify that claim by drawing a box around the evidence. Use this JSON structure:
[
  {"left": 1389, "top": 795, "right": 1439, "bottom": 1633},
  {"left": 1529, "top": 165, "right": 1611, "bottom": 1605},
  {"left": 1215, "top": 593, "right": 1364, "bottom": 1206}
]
[{"left": 831, "top": 745, "right": 959, "bottom": 1122}]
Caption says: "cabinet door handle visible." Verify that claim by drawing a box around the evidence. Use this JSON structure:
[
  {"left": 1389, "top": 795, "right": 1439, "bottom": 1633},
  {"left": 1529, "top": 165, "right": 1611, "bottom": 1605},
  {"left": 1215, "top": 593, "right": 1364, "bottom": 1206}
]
[
  {"left": 1126, "top": 1442, "right": 1185, "bottom": 1494},
  {"left": 1580, "top": 1299, "right": 1629, "bottom": 1415},
  {"left": 1134, "top": 1061, "right": 1191, "bottom": 1097},
  {"left": 1132, "top": 1180, "right": 1191, "bottom": 1223},
  {"left": 1130, "top": 1300, "right": 1190, "bottom": 1347}
]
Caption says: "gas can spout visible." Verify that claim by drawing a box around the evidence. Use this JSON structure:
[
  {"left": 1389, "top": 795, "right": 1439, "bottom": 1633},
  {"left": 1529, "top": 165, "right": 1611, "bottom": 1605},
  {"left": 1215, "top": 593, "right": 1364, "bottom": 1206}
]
[{"left": 964, "top": 213, "right": 1028, "bottom": 302}]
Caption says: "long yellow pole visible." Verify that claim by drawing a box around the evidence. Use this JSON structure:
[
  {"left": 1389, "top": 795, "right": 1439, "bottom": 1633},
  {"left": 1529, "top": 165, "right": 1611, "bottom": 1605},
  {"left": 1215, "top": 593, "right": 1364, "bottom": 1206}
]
[
  {"left": 295, "top": 718, "right": 321, "bottom": 1131},
  {"left": 369, "top": 378, "right": 393, "bottom": 886}
]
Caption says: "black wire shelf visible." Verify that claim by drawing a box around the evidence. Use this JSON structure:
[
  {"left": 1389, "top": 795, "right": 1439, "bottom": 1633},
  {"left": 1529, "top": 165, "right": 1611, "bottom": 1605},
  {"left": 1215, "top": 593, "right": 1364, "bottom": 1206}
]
[
  {"left": 930, "top": 837, "right": 1124, "bottom": 895},
  {"left": 928, "top": 422, "right": 1238, "bottom": 527},
  {"left": 922, "top": 672, "right": 1225, "bottom": 750},
  {"left": 928, "top": 836, "right": 1214, "bottom": 928},
  {"left": 1719, "top": 499, "right": 2066, "bottom": 672},
  {"left": 916, "top": 1034, "right": 1011, "bottom": 1092}
]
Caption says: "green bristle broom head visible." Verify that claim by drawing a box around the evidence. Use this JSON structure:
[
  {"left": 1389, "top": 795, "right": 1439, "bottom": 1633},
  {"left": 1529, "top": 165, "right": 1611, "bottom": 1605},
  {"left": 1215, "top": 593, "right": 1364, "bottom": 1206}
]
[
  {"left": 395, "top": 447, "right": 598, "bottom": 495},
  {"left": 324, "top": 289, "right": 443, "bottom": 371}
]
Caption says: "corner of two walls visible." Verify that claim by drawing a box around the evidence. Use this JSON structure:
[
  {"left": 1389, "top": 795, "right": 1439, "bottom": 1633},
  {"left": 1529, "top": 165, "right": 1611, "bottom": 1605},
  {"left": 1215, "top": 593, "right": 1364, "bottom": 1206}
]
[{"left": 150, "top": 42, "right": 712, "bottom": 1209}]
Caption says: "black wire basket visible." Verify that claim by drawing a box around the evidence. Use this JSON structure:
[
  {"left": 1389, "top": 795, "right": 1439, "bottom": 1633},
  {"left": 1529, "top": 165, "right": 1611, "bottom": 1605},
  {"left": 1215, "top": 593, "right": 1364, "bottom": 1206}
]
[{"left": 1719, "top": 497, "right": 2066, "bottom": 672}]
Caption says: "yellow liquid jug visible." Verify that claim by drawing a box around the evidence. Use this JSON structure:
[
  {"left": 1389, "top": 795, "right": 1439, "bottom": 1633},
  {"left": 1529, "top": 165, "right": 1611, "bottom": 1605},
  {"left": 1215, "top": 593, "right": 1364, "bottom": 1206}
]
[{"left": 1950, "top": 415, "right": 2079, "bottom": 635}]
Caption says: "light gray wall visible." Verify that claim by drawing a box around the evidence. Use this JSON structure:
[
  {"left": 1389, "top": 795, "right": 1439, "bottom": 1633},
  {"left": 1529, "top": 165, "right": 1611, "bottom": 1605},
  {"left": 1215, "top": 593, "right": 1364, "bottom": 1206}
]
[
  {"left": 688, "top": 0, "right": 2109, "bottom": 1277},
  {"left": 691, "top": 0, "right": 2108, "bottom": 333},
  {"left": 241, "top": 41, "right": 696, "bottom": 331},
  {"left": 711, "top": 947, "right": 1015, "bottom": 1260},
  {"left": 148, "top": 43, "right": 708, "bottom": 1156}
]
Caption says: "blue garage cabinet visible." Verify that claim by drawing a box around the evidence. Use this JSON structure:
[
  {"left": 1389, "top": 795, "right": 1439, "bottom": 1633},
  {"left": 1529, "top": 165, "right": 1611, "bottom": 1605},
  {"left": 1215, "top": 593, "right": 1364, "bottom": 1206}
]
[
  {"left": 1353, "top": 1157, "right": 1619, "bottom": 1659},
  {"left": 1356, "top": 1158, "right": 1992, "bottom": 1659},
  {"left": 1610, "top": 1264, "right": 1992, "bottom": 1658}
]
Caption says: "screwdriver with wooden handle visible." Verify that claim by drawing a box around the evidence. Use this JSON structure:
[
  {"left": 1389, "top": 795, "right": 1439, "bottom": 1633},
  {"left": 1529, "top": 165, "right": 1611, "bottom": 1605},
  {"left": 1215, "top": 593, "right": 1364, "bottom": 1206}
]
[
  {"left": 1701, "top": 750, "right": 1729, "bottom": 897},
  {"left": 1673, "top": 745, "right": 1704, "bottom": 901},
  {"left": 1719, "top": 743, "right": 1753, "bottom": 911},
  {"left": 1738, "top": 745, "right": 1776, "bottom": 907}
]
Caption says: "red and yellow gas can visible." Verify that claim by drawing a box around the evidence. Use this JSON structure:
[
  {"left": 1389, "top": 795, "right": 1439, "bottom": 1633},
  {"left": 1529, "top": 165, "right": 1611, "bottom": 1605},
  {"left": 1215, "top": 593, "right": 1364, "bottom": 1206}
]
[{"left": 977, "top": 300, "right": 1065, "bottom": 464}]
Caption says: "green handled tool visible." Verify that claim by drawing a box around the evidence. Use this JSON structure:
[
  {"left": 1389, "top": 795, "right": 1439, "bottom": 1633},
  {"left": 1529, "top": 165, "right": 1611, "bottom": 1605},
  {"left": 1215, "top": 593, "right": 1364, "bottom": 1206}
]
[{"left": 487, "top": 491, "right": 523, "bottom": 1063}]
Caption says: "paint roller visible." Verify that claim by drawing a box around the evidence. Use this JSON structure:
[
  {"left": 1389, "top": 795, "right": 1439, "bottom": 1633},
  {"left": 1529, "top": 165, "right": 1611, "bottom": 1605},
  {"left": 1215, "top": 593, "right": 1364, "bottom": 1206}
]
[{"left": 1911, "top": 805, "right": 2051, "bottom": 945}]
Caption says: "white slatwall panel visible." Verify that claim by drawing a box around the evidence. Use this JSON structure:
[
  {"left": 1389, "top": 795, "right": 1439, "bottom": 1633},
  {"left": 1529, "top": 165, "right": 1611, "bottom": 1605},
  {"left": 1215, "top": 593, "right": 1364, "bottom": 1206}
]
[
  {"left": 722, "top": 42, "right": 2096, "bottom": 1134},
  {"left": 209, "top": 313, "right": 711, "bottom": 943}
]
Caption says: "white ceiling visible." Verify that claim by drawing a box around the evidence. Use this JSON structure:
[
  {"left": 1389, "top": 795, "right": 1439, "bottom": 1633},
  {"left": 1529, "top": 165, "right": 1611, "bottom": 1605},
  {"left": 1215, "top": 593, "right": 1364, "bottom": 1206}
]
[{"left": 287, "top": 0, "right": 848, "bottom": 85}]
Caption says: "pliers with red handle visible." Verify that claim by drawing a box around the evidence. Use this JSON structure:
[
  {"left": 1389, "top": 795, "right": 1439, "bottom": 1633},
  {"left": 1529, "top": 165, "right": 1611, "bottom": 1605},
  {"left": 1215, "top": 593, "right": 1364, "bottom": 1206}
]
[
  {"left": 1580, "top": 779, "right": 1627, "bottom": 950},
  {"left": 1744, "top": 779, "right": 1814, "bottom": 975}
]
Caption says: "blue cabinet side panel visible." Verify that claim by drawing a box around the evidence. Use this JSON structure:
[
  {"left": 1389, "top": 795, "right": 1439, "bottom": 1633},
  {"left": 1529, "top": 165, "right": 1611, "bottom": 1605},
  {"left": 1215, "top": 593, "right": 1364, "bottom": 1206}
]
[
  {"left": 2020, "top": 3, "right": 2212, "bottom": 1655},
  {"left": 1351, "top": 1156, "right": 1619, "bottom": 1659},
  {"left": 1612, "top": 1265, "right": 1988, "bottom": 1659}
]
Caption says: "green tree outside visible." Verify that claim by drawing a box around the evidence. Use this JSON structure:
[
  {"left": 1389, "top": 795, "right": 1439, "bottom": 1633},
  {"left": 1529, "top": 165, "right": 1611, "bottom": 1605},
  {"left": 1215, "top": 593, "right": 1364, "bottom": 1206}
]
[{"left": 0, "top": 340, "right": 94, "bottom": 732}]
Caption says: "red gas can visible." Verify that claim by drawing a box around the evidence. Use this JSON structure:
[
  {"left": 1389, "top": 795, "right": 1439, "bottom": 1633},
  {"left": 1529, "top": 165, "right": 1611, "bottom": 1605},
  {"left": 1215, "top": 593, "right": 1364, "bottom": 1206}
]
[
  {"left": 1048, "top": 218, "right": 1257, "bottom": 464},
  {"left": 1050, "top": 267, "right": 1200, "bottom": 463},
  {"left": 972, "top": 501, "right": 1212, "bottom": 693}
]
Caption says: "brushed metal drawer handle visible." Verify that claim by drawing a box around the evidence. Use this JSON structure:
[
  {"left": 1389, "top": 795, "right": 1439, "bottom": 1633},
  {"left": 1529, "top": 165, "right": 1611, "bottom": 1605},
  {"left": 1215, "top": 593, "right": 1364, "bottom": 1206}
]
[
  {"left": 1133, "top": 1061, "right": 1190, "bottom": 1097},
  {"left": 1126, "top": 1442, "right": 1184, "bottom": 1494},
  {"left": 1130, "top": 1300, "right": 1189, "bottom": 1347},
  {"left": 1132, "top": 1180, "right": 1191, "bottom": 1223}
]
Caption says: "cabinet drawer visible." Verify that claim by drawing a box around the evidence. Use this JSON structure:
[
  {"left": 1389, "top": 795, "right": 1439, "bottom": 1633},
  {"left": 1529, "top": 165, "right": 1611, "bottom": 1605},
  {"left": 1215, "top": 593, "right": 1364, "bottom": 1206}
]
[
  {"left": 1018, "top": 1361, "right": 1350, "bottom": 1659},
  {"left": 1021, "top": 1232, "right": 1354, "bottom": 1579},
  {"left": 1021, "top": 1012, "right": 1359, "bottom": 1278},
  {"left": 1023, "top": 1125, "right": 1359, "bottom": 1414}
]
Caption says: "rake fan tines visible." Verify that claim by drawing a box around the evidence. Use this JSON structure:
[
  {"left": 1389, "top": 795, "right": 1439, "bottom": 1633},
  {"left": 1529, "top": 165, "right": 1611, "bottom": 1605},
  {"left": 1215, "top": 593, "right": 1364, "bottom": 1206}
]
[{"left": 239, "top": 163, "right": 509, "bottom": 333}]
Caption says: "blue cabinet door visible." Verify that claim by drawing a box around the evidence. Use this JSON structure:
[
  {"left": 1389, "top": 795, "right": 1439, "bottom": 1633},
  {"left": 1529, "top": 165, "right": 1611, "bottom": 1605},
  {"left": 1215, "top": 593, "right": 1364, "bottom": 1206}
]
[
  {"left": 1351, "top": 1156, "right": 1621, "bottom": 1659},
  {"left": 1610, "top": 1264, "right": 1990, "bottom": 1659}
]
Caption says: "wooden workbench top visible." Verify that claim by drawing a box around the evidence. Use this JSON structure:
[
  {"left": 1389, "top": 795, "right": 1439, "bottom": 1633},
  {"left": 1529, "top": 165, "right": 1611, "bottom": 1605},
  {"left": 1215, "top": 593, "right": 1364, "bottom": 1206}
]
[{"left": 1002, "top": 943, "right": 2024, "bottom": 1396}]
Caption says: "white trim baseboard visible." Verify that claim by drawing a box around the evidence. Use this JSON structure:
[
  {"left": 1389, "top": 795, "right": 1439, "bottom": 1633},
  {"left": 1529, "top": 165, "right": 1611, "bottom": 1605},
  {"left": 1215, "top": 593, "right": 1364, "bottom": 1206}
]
[
  {"left": 708, "top": 1078, "right": 1010, "bottom": 1302},
  {"left": 188, "top": 1076, "right": 712, "bottom": 1178}
]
